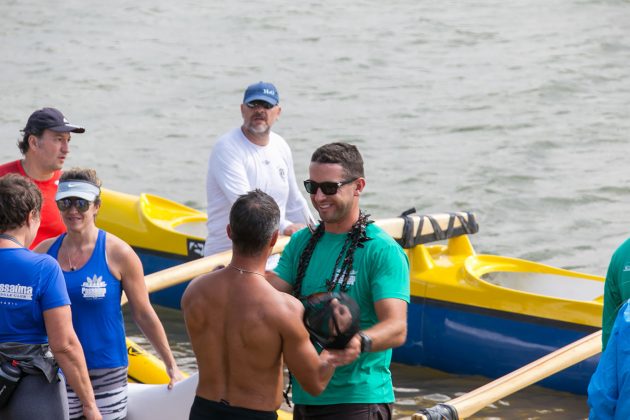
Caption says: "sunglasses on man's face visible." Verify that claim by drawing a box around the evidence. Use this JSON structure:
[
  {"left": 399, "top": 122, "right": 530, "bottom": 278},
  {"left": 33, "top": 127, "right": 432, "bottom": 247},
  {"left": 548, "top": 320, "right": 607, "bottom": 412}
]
[
  {"left": 245, "top": 100, "right": 275, "bottom": 110},
  {"left": 303, "top": 179, "right": 357, "bottom": 195},
  {"left": 56, "top": 198, "right": 92, "bottom": 213}
]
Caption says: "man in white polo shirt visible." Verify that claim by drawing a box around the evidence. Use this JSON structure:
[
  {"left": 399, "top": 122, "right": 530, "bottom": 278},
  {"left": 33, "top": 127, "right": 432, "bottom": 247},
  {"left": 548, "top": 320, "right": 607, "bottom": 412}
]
[{"left": 204, "top": 81, "right": 312, "bottom": 257}]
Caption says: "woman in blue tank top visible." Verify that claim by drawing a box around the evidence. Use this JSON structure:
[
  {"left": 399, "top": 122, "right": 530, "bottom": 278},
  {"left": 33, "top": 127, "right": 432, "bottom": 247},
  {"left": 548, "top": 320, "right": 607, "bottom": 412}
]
[
  {"left": 0, "top": 173, "right": 101, "bottom": 420},
  {"left": 34, "top": 168, "right": 183, "bottom": 420}
]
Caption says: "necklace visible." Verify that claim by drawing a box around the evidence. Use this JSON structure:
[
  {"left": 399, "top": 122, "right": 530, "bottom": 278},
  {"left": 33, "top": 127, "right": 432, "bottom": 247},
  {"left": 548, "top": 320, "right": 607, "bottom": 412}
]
[
  {"left": 325, "top": 211, "right": 372, "bottom": 291},
  {"left": 67, "top": 252, "right": 77, "bottom": 271},
  {"left": 64, "top": 241, "right": 80, "bottom": 271},
  {"left": 293, "top": 210, "right": 372, "bottom": 297},
  {"left": 228, "top": 264, "right": 266, "bottom": 279},
  {"left": 0, "top": 233, "right": 24, "bottom": 248}
]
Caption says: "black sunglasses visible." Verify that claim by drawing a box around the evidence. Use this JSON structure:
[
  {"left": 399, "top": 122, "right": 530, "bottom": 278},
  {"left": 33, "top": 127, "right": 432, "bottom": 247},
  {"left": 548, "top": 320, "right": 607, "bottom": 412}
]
[
  {"left": 303, "top": 178, "right": 357, "bottom": 195},
  {"left": 245, "top": 100, "right": 275, "bottom": 110},
  {"left": 56, "top": 197, "right": 92, "bottom": 213}
]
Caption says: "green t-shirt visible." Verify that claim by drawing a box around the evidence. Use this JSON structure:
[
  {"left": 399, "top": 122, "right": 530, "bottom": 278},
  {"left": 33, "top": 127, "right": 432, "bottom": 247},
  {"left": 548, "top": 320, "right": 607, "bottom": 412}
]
[
  {"left": 274, "top": 223, "right": 410, "bottom": 405},
  {"left": 603, "top": 238, "right": 630, "bottom": 349}
]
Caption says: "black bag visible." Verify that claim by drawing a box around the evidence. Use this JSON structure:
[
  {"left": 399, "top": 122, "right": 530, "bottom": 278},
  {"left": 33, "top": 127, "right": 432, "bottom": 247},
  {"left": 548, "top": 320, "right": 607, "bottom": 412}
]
[{"left": 0, "top": 361, "right": 22, "bottom": 408}]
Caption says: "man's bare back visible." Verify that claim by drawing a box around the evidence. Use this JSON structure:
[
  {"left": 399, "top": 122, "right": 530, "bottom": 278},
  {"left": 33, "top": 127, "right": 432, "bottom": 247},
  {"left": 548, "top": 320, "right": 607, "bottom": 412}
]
[{"left": 182, "top": 265, "right": 335, "bottom": 412}]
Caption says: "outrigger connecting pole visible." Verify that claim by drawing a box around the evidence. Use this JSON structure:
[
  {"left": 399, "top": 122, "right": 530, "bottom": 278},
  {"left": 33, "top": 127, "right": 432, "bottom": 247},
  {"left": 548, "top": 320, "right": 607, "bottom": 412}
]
[{"left": 412, "top": 330, "right": 602, "bottom": 420}]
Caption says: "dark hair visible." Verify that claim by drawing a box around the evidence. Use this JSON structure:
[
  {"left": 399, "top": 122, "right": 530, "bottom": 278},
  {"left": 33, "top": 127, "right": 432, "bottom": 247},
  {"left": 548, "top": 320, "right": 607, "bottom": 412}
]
[
  {"left": 17, "top": 129, "right": 42, "bottom": 155},
  {"left": 60, "top": 167, "right": 102, "bottom": 205},
  {"left": 229, "top": 189, "right": 280, "bottom": 256},
  {"left": 311, "top": 142, "right": 364, "bottom": 180},
  {"left": 0, "top": 174, "right": 42, "bottom": 231}
]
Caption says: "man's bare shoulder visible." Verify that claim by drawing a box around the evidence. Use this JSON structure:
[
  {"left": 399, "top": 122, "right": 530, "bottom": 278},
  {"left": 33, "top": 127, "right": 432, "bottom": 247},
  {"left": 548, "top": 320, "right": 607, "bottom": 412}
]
[
  {"left": 182, "top": 269, "right": 305, "bottom": 325},
  {"left": 181, "top": 270, "right": 223, "bottom": 308},
  {"left": 263, "top": 288, "right": 305, "bottom": 327}
]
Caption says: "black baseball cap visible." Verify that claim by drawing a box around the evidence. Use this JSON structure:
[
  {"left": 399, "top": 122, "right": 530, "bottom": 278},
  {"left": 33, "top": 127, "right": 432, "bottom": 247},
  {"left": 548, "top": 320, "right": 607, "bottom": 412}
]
[
  {"left": 23, "top": 107, "right": 85, "bottom": 134},
  {"left": 303, "top": 292, "right": 360, "bottom": 350}
]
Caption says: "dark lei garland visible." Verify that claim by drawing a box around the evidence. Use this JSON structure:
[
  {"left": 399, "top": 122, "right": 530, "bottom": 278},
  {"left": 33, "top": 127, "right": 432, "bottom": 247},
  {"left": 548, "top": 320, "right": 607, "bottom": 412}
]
[
  {"left": 293, "top": 210, "right": 373, "bottom": 298},
  {"left": 283, "top": 210, "right": 373, "bottom": 407}
]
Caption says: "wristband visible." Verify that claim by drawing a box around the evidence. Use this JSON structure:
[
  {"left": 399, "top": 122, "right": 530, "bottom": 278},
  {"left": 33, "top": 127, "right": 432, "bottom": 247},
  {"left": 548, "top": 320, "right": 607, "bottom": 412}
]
[{"left": 358, "top": 332, "right": 372, "bottom": 353}]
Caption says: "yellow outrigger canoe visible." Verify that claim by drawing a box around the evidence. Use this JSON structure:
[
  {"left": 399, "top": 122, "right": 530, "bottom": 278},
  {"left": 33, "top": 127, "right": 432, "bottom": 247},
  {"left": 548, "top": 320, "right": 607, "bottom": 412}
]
[
  {"left": 99, "top": 188, "right": 604, "bottom": 395},
  {"left": 126, "top": 337, "right": 172, "bottom": 384}
]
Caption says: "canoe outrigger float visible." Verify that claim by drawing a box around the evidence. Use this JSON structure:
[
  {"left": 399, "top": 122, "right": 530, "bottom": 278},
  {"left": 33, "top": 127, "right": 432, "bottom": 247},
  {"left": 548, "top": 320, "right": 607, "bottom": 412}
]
[{"left": 98, "top": 188, "right": 604, "bottom": 395}]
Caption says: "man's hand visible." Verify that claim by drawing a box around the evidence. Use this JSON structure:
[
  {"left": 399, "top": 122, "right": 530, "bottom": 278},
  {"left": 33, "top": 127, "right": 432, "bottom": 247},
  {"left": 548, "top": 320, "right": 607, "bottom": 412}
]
[
  {"left": 325, "top": 334, "right": 361, "bottom": 366},
  {"left": 283, "top": 223, "right": 305, "bottom": 236}
]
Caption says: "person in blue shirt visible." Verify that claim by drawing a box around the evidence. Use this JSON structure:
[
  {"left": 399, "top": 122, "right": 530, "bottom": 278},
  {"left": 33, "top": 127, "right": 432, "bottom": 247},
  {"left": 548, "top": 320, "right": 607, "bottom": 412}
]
[
  {"left": 588, "top": 298, "right": 630, "bottom": 419},
  {"left": 0, "top": 173, "right": 101, "bottom": 420},
  {"left": 35, "top": 167, "right": 183, "bottom": 420}
]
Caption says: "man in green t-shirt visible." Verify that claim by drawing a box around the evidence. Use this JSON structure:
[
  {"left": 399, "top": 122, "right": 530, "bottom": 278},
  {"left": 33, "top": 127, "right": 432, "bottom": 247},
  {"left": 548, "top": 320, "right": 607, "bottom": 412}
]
[
  {"left": 602, "top": 239, "right": 630, "bottom": 350},
  {"left": 269, "top": 142, "right": 410, "bottom": 419}
]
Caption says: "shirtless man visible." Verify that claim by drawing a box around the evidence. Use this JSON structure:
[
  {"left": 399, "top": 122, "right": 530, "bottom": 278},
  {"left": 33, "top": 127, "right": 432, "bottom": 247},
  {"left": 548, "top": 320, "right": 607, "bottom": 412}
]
[{"left": 182, "top": 190, "right": 339, "bottom": 420}]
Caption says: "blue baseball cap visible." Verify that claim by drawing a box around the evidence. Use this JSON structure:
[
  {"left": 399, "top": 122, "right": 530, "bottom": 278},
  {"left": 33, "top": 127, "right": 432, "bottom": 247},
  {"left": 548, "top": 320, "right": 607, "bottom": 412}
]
[
  {"left": 243, "top": 82, "right": 279, "bottom": 106},
  {"left": 23, "top": 107, "right": 85, "bottom": 134}
]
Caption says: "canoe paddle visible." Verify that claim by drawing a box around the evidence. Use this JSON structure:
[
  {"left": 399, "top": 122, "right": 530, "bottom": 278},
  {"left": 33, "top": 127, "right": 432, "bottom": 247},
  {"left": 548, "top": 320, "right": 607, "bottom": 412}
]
[{"left": 412, "top": 330, "right": 602, "bottom": 420}]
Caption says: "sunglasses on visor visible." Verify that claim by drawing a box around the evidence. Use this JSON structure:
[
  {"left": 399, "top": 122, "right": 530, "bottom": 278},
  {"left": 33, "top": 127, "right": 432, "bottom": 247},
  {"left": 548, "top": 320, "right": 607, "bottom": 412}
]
[
  {"left": 303, "top": 178, "right": 357, "bottom": 195},
  {"left": 56, "top": 197, "right": 92, "bottom": 213}
]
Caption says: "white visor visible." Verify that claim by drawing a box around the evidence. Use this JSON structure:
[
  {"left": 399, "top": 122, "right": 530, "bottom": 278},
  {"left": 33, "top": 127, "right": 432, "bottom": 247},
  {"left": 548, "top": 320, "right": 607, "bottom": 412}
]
[{"left": 56, "top": 180, "right": 100, "bottom": 201}]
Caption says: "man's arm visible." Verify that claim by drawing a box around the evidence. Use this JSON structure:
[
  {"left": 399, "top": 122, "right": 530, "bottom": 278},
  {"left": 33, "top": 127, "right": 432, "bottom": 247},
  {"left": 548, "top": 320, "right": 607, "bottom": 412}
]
[
  {"left": 265, "top": 271, "right": 293, "bottom": 294},
  {"left": 363, "top": 298, "right": 408, "bottom": 351},
  {"left": 279, "top": 139, "right": 315, "bottom": 236},
  {"left": 330, "top": 241, "right": 410, "bottom": 362},
  {"left": 181, "top": 276, "right": 207, "bottom": 362},
  {"left": 588, "top": 303, "right": 624, "bottom": 418},
  {"left": 281, "top": 223, "right": 306, "bottom": 236},
  {"left": 279, "top": 297, "right": 337, "bottom": 396},
  {"left": 209, "top": 140, "right": 254, "bottom": 203},
  {"left": 328, "top": 298, "right": 408, "bottom": 365},
  {"left": 603, "top": 252, "right": 622, "bottom": 350}
]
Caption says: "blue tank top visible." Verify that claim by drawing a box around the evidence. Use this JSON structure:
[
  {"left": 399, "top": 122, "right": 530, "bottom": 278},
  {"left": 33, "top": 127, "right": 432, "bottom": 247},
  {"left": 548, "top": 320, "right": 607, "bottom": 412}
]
[{"left": 48, "top": 230, "right": 127, "bottom": 369}]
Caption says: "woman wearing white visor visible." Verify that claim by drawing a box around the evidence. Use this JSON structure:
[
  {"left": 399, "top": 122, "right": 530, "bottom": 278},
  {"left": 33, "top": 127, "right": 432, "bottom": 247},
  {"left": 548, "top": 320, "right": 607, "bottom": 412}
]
[{"left": 35, "top": 168, "right": 183, "bottom": 420}]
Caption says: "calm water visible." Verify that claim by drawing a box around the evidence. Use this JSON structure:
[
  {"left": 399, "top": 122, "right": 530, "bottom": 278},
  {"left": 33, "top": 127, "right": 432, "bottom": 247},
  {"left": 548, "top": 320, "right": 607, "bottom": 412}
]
[{"left": 3, "top": 0, "right": 630, "bottom": 418}]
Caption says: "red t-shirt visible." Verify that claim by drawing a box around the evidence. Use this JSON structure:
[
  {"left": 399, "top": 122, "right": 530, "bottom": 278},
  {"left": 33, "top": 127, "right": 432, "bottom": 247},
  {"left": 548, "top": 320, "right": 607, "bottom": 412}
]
[{"left": 0, "top": 160, "right": 66, "bottom": 248}]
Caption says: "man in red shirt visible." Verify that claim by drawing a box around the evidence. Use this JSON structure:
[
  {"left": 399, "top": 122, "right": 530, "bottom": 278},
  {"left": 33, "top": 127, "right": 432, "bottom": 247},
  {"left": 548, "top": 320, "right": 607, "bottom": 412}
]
[{"left": 0, "top": 107, "right": 85, "bottom": 248}]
